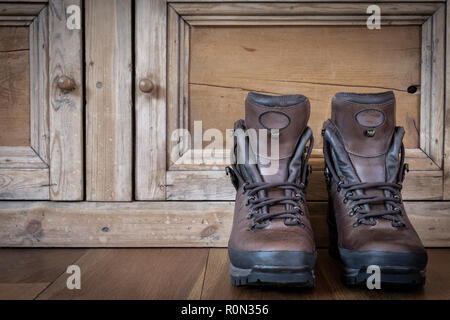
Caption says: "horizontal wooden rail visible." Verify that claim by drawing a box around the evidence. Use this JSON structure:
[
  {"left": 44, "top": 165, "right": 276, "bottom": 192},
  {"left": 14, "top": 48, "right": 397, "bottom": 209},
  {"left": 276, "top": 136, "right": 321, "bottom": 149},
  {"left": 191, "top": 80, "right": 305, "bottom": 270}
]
[{"left": 0, "top": 201, "right": 448, "bottom": 247}]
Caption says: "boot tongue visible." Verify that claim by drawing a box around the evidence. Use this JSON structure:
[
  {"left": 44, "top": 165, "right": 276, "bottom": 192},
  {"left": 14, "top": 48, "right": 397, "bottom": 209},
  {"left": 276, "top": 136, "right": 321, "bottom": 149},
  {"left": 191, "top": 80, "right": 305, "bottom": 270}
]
[
  {"left": 331, "top": 92, "right": 396, "bottom": 183},
  {"left": 245, "top": 92, "right": 310, "bottom": 183}
]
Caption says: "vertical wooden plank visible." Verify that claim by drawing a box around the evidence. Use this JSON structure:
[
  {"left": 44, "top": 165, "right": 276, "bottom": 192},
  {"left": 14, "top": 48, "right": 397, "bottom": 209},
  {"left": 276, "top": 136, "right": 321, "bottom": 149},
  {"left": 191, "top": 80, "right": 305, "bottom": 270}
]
[
  {"left": 29, "top": 19, "right": 39, "bottom": 153},
  {"left": 420, "top": 17, "right": 432, "bottom": 157},
  {"left": 49, "top": 0, "right": 83, "bottom": 200},
  {"left": 444, "top": 3, "right": 450, "bottom": 199},
  {"left": 179, "top": 21, "right": 189, "bottom": 133},
  {"left": 86, "top": 0, "right": 132, "bottom": 201},
  {"left": 167, "top": 7, "right": 180, "bottom": 167},
  {"left": 430, "top": 5, "right": 445, "bottom": 167},
  {"left": 37, "top": 8, "right": 50, "bottom": 163},
  {"left": 30, "top": 8, "right": 50, "bottom": 162},
  {"left": 177, "top": 18, "right": 189, "bottom": 159},
  {"left": 135, "top": 0, "right": 167, "bottom": 200},
  {"left": 183, "top": 23, "right": 190, "bottom": 156}
]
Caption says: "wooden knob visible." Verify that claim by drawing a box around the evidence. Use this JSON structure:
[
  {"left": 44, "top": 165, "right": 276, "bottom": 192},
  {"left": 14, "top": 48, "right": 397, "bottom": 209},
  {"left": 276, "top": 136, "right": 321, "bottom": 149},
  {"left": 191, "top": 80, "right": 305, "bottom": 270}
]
[
  {"left": 57, "top": 75, "right": 76, "bottom": 91},
  {"left": 139, "top": 79, "right": 154, "bottom": 93}
]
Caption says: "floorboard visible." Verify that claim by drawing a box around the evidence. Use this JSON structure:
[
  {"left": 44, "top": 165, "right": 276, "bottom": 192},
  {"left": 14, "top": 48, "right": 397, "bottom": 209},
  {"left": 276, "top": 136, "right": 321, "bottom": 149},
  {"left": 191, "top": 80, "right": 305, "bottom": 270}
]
[
  {"left": 37, "top": 249, "right": 209, "bottom": 300},
  {"left": 0, "top": 248, "right": 86, "bottom": 300},
  {"left": 0, "top": 248, "right": 86, "bottom": 283},
  {"left": 0, "top": 283, "right": 49, "bottom": 300},
  {"left": 0, "top": 248, "right": 448, "bottom": 299},
  {"left": 201, "top": 249, "right": 450, "bottom": 300}
]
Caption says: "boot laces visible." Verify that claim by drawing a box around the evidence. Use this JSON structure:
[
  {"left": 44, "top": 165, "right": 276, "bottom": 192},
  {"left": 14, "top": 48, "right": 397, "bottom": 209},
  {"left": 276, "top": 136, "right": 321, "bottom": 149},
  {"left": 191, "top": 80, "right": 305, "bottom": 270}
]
[
  {"left": 243, "top": 182, "right": 307, "bottom": 230},
  {"left": 338, "top": 180, "right": 406, "bottom": 228},
  {"left": 323, "top": 126, "right": 409, "bottom": 229}
]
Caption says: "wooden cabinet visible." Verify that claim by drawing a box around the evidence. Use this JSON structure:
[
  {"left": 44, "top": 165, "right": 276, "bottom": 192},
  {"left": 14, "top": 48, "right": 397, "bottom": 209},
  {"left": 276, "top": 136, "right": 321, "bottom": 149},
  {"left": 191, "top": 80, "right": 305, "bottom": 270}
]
[
  {"left": 0, "top": 0, "right": 83, "bottom": 201},
  {"left": 0, "top": 0, "right": 449, "bottom": 247}
]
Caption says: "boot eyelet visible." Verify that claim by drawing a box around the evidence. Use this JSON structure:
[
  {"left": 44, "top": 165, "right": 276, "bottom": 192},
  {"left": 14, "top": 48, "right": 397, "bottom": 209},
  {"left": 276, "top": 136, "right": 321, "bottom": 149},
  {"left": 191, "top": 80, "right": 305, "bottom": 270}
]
[
  {"left": 350, "top": 206, "right": 360, "bottom": 216},
  {"left": 294, "top": 206, "right": 304, "bottom": 216},
  {"left": 353, "top": 219, "right": 362, "bottom": 227},
  {"left": 343, "top": 198, "right": 348, "bottom": 204}
]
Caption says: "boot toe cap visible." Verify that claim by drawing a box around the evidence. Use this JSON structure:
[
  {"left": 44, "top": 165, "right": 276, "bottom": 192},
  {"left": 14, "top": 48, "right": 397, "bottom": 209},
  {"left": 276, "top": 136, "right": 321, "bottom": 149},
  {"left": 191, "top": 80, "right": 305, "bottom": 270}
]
[{"left": 228, "top": 247, "right": 316, "bottom": 270}]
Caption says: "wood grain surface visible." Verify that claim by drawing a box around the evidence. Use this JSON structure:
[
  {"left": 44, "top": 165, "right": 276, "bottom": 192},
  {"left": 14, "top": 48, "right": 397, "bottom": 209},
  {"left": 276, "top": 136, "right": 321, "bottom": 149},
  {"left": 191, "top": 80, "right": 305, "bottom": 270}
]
[
  {"left": 189, "top": 25, "right": 421, "bottom": 150},
  {"left": 85, "top": 0, "right": 132, "bottom": 201},
  {"left": 0, "top": 248, "right": 448, "bottom": 299},
  {"left": 0, "top": 27, "right": 30, "bottom": 147}
]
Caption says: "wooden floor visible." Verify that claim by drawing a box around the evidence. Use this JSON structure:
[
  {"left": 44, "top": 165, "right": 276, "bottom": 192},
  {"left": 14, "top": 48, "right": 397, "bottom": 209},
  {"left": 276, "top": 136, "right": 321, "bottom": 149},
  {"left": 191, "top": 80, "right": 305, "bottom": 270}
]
[{"left": 0, "top": 248, "right": 448, "bottom": 300}]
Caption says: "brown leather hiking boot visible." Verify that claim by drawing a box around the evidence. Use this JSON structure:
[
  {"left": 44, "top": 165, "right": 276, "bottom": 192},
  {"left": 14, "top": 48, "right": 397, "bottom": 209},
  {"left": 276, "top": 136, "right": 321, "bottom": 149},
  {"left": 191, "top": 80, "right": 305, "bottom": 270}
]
[
  {"left": 322, "top": 91, "right": 427, "bottom": 286},
  {"left": 226, "top": 92, "right": 316, "bottom": 287}
]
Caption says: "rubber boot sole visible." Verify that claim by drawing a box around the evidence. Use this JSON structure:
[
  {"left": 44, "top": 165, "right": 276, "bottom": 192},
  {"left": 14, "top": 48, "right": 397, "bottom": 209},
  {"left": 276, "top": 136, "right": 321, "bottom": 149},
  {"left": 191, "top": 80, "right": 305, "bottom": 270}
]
[
  {"left": 228, "top": 249, "right": 316, "bottom": 287},
  {"left": 230, "top": 263, "right": 315, "bottom": 287}
]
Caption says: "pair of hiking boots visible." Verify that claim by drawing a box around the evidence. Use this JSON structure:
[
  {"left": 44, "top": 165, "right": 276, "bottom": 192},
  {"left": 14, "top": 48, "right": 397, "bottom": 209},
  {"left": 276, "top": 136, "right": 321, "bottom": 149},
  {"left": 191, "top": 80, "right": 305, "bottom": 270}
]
[{"left": 226, "top": 91, "right": 427, "bottom": 287}]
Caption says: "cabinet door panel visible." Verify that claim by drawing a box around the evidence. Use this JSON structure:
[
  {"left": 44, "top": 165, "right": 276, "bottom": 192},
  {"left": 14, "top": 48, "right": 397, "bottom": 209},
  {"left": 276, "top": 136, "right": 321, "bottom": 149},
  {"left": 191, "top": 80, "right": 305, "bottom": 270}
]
[
  {"left": 0, "top": 1, "right": 83, "bottom": 200},
  {"left": 0, "top": 9, "right": 49, "bottom": 200},
  {"left": 136, "top": 1, "right": 446, "bottom": 201},
  {"left": 0, "top": 27, "right": 30, "bottom": 147}
]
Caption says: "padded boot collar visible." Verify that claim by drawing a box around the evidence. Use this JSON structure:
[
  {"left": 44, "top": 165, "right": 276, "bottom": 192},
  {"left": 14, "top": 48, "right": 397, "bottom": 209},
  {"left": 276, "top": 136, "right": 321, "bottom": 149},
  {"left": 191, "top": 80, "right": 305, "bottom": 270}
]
[{"left": 331, "top": 91, "right": 395, "bottom": 158}]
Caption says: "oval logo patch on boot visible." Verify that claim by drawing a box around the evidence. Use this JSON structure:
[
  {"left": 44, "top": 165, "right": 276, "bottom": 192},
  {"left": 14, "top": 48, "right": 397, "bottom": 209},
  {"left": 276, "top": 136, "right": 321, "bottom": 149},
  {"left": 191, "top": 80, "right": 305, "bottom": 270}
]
[
  {"left": 355, "top": 109, "right": 385, "bottom": 128},
  {"left": 258, "top": 111, "right": 291, "bottom": 131}
]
